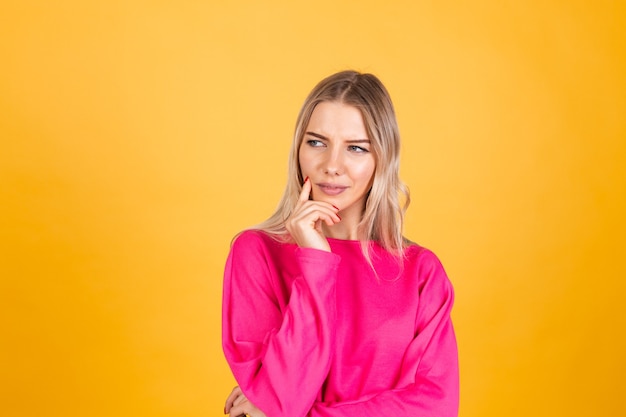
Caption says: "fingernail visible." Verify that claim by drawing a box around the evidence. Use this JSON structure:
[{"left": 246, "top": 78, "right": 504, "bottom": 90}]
[
  {"left": 304, "top": 176, "right": 309, "bottom": 183},
  {"left": 332, "top": 205, "right": 339, "bottom": 211}
]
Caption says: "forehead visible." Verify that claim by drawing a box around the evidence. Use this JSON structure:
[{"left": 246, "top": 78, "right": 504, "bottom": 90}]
[{"left": 306, "top": 101, "right": 368, "bottom": 139}]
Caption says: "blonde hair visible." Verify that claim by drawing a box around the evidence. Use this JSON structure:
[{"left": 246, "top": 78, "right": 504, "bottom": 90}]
[{"left": 254, "top": 70, "right": 410, "bottom": 257}]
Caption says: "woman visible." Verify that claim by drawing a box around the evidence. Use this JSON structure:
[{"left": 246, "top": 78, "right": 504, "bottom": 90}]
[{"left": 222, "top": 70, "right": 459, "bottom": 417}]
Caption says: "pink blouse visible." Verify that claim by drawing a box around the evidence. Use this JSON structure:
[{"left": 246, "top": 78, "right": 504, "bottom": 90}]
[{"left": 222, "top": 230, "right": 459, "bottom": 417}]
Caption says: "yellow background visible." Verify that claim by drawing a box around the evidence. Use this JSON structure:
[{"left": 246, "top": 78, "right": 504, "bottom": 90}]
[{"left": 1, "top": 1, "right": 625, "bottom": 416}]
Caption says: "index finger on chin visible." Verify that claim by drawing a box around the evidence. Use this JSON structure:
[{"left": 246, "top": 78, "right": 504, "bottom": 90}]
[{"left": 298, "top": 176, "right": 311, "bottom": 203}]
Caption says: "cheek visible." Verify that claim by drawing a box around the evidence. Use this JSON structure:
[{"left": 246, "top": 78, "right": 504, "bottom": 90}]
[
  {"left": 298, "top": 150, "right": 308, "bottom": 175},
  {"left": 355, "top": 160, "right": 376, "bottom": 186},
  {"left": 298, "top": 149, "right": 319, "bottom": 175},
  {"left": 298, "top": 156, "right": 310, "bottom": 176}
]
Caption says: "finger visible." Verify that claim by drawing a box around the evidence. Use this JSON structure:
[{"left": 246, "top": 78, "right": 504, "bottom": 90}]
[
  {"left": 288, "top": 210, "right": 336, "bottom": 234},
  {"left": 305, "top": 199, "right": 341, "bottom": 216},
  {"left": 230, "top": 402, "right": 265, "bottom": 417},
  {"left": 231, "top": 400, "right": 266, "bottom": 417},
  {"left": 228, "top": 401, "right": 248, "bottom": 417},
  {"left": 296, "top": 202, "right": 341, "bottom": 224},
  {"left": 224, "top": 386, "right": 242, "bottom": 413},
  {"left": 233, "top": 393, "right": 247, "bottom": 407},
  {"left": 297, "top": 176, "right": 312, "bottom": 204},
  {"left": 286, "top": 202, "right": 339, "bottom": 237}
]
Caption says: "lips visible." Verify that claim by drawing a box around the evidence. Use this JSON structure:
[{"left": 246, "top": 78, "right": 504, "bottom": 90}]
[{"left": 316, "top": 183, "right": 348, "bottom": 196}]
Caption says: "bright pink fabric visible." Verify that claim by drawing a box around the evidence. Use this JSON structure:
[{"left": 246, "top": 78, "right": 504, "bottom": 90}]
[{"left": 222, "top": 230, "right": 459, "bottom": 417}]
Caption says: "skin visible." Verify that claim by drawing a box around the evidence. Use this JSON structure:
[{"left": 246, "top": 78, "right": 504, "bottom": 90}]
[
  {"left": 288, "top": 100, "right": 376, "bottom": 250},
  {"left": 224, "top": 386, "right": 265, "bottom": 417},
  {"left": 224, "top": 101, "right": 376, "bottom": 416}
]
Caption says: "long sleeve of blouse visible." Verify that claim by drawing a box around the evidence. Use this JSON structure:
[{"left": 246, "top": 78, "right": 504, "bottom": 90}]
[
  {"left": 222, "top": 231, "right": 340, "bottom": 417},
  {"left": 222, "top": 230, "right": 459, "bottom": 417}
]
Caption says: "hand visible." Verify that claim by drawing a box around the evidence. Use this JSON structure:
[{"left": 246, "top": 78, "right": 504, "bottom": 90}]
[
  {"left": 285, "top": 177, "right": 341, "bottom": 252},
  {"left": 224, "top": 386, "right": 267, "bottom": 417}
]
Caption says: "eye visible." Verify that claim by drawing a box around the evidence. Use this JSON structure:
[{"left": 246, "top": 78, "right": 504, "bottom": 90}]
[
  {"left": 306, "top": 139, "right": 325, "bottom": 147},
  {"left": 348, "top": 145, "right": 369, "bottom": 153}
]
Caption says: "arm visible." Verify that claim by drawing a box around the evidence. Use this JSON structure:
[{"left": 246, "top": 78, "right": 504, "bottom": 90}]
[
  {"left": 308, "top": 249, "right": 459, "bottom": 417},
  {"left": 222, "top": 231, "right": 340, "bottom": 417}
]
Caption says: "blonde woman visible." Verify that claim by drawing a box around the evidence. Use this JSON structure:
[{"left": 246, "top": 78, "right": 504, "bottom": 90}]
[{"left": 222, "top": 70, "right": 459, "bottom": 417}]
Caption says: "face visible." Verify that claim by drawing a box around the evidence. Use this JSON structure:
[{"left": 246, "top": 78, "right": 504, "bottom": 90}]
[{"left": 299, "top": 101, "right": 376, "bottom": 220}]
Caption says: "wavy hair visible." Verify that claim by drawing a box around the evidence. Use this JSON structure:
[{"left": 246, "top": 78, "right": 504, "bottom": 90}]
[{"left": 254, "top": 70, "right": 410, "bottom": 257}]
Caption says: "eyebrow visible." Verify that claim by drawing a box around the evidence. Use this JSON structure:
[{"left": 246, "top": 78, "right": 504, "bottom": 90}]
[{"left": 305, "top": 131, "right": 370, "bottom": 143}]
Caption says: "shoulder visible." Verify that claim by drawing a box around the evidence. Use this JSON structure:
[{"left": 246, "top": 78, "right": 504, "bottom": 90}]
[
  {"left": 229, "top": 229, "right": 294, "bottom": 263},
  {"left": 402, "top": 243, "right": 452, "bottom": 290},
  {"left": 403, "top": 242, "right": 443, "bottom": 267},
  {"left": 231, "top": 229, "right": 283, "bottom": 251},
  {"left": 232, "top": 229, "right": 271, "bottom": 247},
  {"left": 226, "top": 230, "right": 287, "bottom": 281}
]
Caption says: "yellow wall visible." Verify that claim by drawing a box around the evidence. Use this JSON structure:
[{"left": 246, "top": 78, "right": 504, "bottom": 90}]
[{"left": 1, "top": 1, "right": 624, "bottom": 416}]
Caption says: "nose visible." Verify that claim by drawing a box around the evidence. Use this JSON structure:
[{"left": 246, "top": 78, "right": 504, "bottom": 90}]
[{"left": 323, "top": 147, "right": 343, "bottom": 175}]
